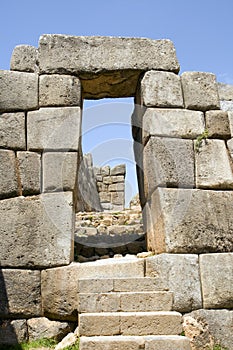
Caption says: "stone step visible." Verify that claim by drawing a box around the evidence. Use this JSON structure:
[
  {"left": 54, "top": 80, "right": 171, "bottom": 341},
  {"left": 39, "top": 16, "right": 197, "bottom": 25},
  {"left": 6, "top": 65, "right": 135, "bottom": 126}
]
[
  {"left": 79, "top": 311, "right": 183, "bottom": 337},
  {"left": 78, "top": 291, "right": 173, "bottom": 313},
  {"left": 78, "top": 277, "right": 168, "bottom": 293},
  {"left": 80, "top": 335, "right": 191, "bottom": 350}
]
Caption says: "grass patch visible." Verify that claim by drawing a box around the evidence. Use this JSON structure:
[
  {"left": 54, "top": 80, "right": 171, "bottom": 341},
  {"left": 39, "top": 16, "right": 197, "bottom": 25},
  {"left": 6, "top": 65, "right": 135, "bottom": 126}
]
[{"left": 0, "top": 338, "right": 80, "bottom": 350}]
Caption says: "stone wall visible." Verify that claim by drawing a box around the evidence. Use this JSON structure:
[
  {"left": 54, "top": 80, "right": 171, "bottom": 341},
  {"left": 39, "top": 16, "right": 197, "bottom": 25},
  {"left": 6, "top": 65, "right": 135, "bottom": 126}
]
[{"left": 0, "top": 35, "right": 232, "bottom": 347}]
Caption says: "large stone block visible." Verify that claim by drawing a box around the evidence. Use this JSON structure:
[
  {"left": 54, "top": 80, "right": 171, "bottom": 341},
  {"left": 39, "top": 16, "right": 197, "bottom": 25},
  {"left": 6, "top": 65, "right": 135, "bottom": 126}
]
[
  {"left": 0, "top": 319, "right": 27, "bottom": 345},
  {"left": 143, "top": 137, "right": 194, "bottom": 199},
  {"left": 0, "top": 269, "right": 41, "bottom": 317},
  {"left": 183, "top": 309, "right": 233, "bottom": 350},
  {"left": 205, "top": 110, "right": 230, "bottom": 139},
  {"left": 0, "top": 70, "right": 38, "bottom": 112},
  {"left": 181, "top": 72, "right": 220, "bottom": 111},
  {"left": 142, "top": 108, "right": 204, "bottom": 144},
  {"left": 140, "top": 71, "right": 184, "bottom": 107},
  {"left": 10, "top": 45, "right": 39, "bottom": 73},
  {"left": 146, "top": 254, "right": 202, "bottom": 312},
  {"left": 17, "top": 151, "right": 41, "bottom": 195},
  {"left": 80, "top": 336, "right": 145, "bottom": 350},
  {"left": 41, "top": 264, "right": 80, "bottom": 321},
  {"left": 145, "top": 336, "right": 191, "bottom": 350},
  {"left": 27, "top": 107, "right": 81, "bottom": 151},
  {"left": 195, "top": 139, "right": 233, "bottom": 189},
  {"left": 0, "top": 192, "right": 74, "bottom": 267},
  {"left": 39, "top": 75, "right": 81, "bottom": 107},
  {"left": 42, "top": 152, "right": 78, "bottom": 192},
  {"left": 146, "top": 188, "right": 233, "bottom": 254},
  {"left": 39, "top": 35, "right": 179, "bottom": 98},
  {"left": 200, "top": 253, "right": 233, "bottom": 309},
  {"left": 0, "top": 112, "right": 26, "bottom": 150},
  {"left": 218, "top": 82, "right": 233, "bottom": 101},
  {"left": 27, "top": 317, "right": 71, "bottom": 342},
  {"left": 0, "top": 150, "right": 19, "bottom": 199}
]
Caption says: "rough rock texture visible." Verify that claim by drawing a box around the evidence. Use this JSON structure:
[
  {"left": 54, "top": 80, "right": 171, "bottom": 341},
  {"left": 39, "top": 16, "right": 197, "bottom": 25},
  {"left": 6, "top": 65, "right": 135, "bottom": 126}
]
[
  {"left": 0, "top": 112, "right": 26, "bottom": 150},
  {"left": 140, "top": 71, "right": 184, "bottom": 107},
  {"left": 39, "top": 74, "right": 81, "bottom": 107},
  {"left": 10, "top": 45, "right": 38, "bottom": 72},
  {"left": 80, "top": 335, "right": 145, "bottom": 350},
  {"left": 17, "top": 151, "right": 41, "bottom": 195},
  {"left": 218, "top": 82, "right": 233, "bottom": 100},
  {"left": 142, "top": 108, "right": 204, "bottom": 144},
  {"left": 55, "top": 332, "right": 78, "bottom": 350},
  {"left": 27, "top": 317, "right": 71, "bottom": 342},
  {"left": 0, "top": 70, "right": 38, "bottom": 112},
  {"left": 220, "top": 100, "right": 233, "bottom": 111},
  {"left": 200, "top": 253, "right": 233, "bottom": 309},
  {"left": 226, "top": 111, "right": 233, "bottom": 136},
  {"left": 146, "top": 188, "right": 233, "bottom": 253},
  {"left": 0, "top": 269, "right": 41, "bottom": 317},
  {"left": 143, "top": 137, "right": 194, "bottom": 198},
  {"left": 183, "top": 309, "right": 233, "bottom": 350},
  {"left": 43, "top": 152, "right": 78, "bottom": 192},
  {"left": 205, "top": 110, "right": 230, "bottom": 138},
  {"left": 0, "top": 192, "right": 74, "bottom": 267},
  {"left": 27, "top": 107, "right": 81, "bottom": 151},
  {"left": 0, "top": 150, "right": 19, "bottom": 199},
  {"left": 39, "top": 35, "right": 179, "bottom": 98},
  {"left": 181, "top": 72, "right": 220, "bottom": 111},
  {"left": 195, "top": 139, "right": 233, "bottom": 189},
  {"left": 145, "top": 336, "right": 192, "bottom": 350},
  {"left": 0, "top": 319, "right": 27, "bottom": 345},
  {"left": 146, "top": 254, "right": 202, "bottom": 312}
]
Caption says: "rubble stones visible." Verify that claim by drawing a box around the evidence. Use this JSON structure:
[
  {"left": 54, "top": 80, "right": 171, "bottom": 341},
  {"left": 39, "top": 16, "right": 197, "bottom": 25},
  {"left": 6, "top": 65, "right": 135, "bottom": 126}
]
[
  {"left": 181, "top": 72, "right": 220, "bottom": 111},
  {"left": 0, "top": 70, "right": 38, "bottom": 112},
  {"left": 27, "top": 317, "right": 71, "bottom": 342}
]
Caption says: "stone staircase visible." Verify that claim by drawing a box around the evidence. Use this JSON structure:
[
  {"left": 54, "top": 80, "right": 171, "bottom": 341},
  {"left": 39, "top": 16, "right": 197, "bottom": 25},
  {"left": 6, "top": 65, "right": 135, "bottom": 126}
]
[{"left": 77, "top": 276, "right": 191, "bottom": 349}]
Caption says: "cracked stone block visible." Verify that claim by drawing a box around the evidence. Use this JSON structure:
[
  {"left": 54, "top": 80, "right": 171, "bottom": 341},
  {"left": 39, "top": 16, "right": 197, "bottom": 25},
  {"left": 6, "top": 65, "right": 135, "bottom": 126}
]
[
  {"left": 181, "top": 72, "right": 220, "bottom": 111},
  {"left": 39, "top": 74, "right": 81, "bottom": 107},
  {"left": 195, "top": 139, "right": 233, "bottom": 189},
  {"left": 17, "top": 151, "right": 41, "bottom": 195},
  {"left": 0, "top": 112, "right": 26, "bottom": 150},
  {"left": 0, "top": 70, "right": 38, "bottom": 112},
  {"left": 200, "top": 253, "right": 233, "bottom": 309},
  {"left": 10, "top": 45, "right": 39, "bottom": 73},
  {"left": 27, "top": 107, "right": 81, "bottom": 151},
  {"left": 140, "top": 71, "right": 183, "bottom": 107},
  {"left": 0, "top": 150, "right": 18, "bottom": 199}
]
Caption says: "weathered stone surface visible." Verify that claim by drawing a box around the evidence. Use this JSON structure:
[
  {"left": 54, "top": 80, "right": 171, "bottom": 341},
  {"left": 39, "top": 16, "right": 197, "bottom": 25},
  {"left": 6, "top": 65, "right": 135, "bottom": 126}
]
[
  {"left": 143, "top": 137, "right": 194, "bottom": 199},
  {"left": 10, "top": 45, "right": 38, "bottom": 73},
  {"left": 146, "top": 254, "right": 202, "bottom": 312},
  {"left": 78, "top": 293, "right": 120, "bottom": 313},
  {"left": 0, "top": 70, "right": 38, "bottom": 112},
  {"left": 55, "top": 332, "right": 78, "bottom": 350},
  {"left": 111, "top": 191, "right": 125, "bottom": 206},
  {"left": 17, "top": 151, "right": 41, "bottom": 195},
  {"left": 142, "top": 108, "right": 204, "bottom": 144},
  {"left": 0, "top": 269, "right": 41, "bottom": 317},
  {"left": 183, "top": 309, "right": 233, "bottom": 350},
  {"left": 27, "top": 317, "right": 71, "bottom": 342},
  {"left": 195, "top": 139, "right": 233, "bottom": 189},
  {"left": 110, "top": 164, "right": 126, "bottom": 176},
  {"left": 113, "top": 277, "right": 168, "bottom": 292},
  {"left": 79, "top": 312, "right": 120, "bottom": 336},
  {"left": 0, "top": 319, "right": 27, "bottom": 345},
  {"left": 0, "top": 112, "right": 26, "bottom": 150},
  {"left": 39, "top": 75, "right": 81, "bottom": 107},
  {"left": 140, "top": 71, "right": 184, "bottom": 107},
  {"left": 120, "top": 311, "right": 182, "bottom": 336},
  {"left": 145, "top": 336, "right": 191, "bottom": 350},
  {"left": 0, "top": 192, "right": 74, "bottom": 267},
  {"left": 120, "top": 291, "right": 173, "bottom": 312},
  {"left": 181, "top": 72, "right": 220, "bottom": 111},
  {"left": 39, "top": 35, "right": 180, "bottom": 74},
  {"left": 43, "top": 152, "right": 78, "bottom": 192},
  {"left": 205, "top": 110, "right": 231, "bottom": 138},
  {"left": 78, "top": 278, "right": 114, "bottom": 293},
  {"left": 227, "top": 138, "right": 233, "bottom": 160},
  {"left": 80, "top": 335, "right": 145, "bottom": 350},
  {"left": 108, "top": 183, "right": 124, "bottom": 192},
  {"left": 146, "top": 188, "right": 233, "bottom": 254},
  {"left": 227, "top": 111, "right": 233, "bottom": 136},
  {"left": 41, "top": 264, "right": 79, "bottom": 321},
  {"left": 220, "top": 100, "right": 233, "bottom": 111},
  {"left": 218, "top": 82, "right": 233, "bottom": 100},
  {"left": 0, "top": 150, "right": 19, "bottom": 199},
  {"left": 200, "top": 253, "right": 233, "bottom": 309},
  {"left": 27, "top": 107, "right": 81, "bottom": 151}
]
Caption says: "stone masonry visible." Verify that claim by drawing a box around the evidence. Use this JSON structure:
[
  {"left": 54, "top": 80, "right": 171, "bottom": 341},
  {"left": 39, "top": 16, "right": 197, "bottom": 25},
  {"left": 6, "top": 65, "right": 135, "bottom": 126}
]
[{"left": 0, "top": 35, "right": 232, "bottom": 349}]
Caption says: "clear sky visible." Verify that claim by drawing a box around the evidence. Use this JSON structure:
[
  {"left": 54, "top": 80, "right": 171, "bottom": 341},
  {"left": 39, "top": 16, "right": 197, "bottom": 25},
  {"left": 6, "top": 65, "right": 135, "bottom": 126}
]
[{"left": 1, "top": 0, "right": 233, "bottom": 205}]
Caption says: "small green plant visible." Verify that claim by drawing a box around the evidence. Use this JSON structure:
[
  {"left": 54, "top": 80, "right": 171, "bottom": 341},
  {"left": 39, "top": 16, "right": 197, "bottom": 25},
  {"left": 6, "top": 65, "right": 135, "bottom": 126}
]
[
  {"left": 194, "top": 128, "right": 209, "bottom": 152},
  {"left": 212, "top": 345, "right": 228, "bottom": 350}
]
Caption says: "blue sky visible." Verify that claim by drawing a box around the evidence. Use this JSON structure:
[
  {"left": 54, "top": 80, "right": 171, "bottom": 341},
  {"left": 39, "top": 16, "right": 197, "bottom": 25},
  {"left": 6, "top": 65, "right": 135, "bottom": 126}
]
[{"left": 1, "top": 0, "right": 233, "bottom": 205}]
